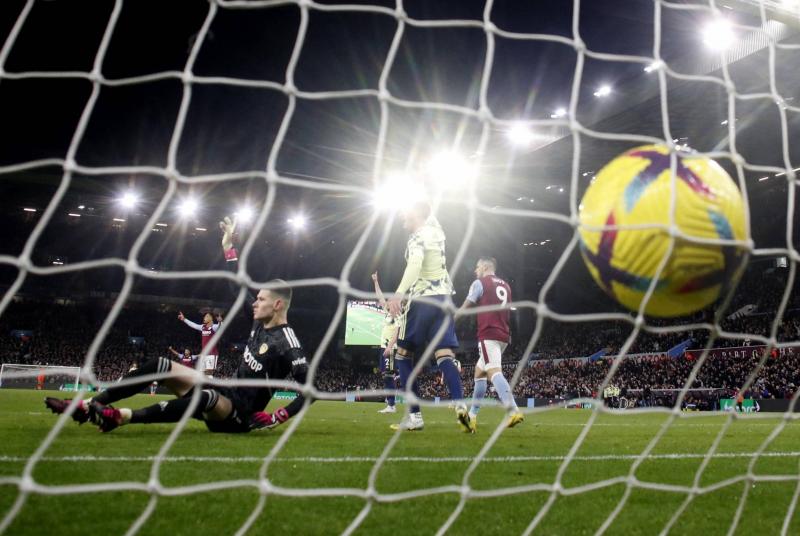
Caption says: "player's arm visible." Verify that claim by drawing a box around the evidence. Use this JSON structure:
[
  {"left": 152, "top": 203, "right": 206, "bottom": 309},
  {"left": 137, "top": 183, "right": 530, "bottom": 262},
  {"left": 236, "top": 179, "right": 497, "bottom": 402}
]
[
  {"left": 282, "top": 348, "right": 311, "bottom": 417},
  {"left": 167, "top": 346, "right": 181, "bottom": 358},
  {"left": 181, "top": 315, "right": 203, "bottom": 331},
  {"left": 372, "top": 272, "right": 387, "bottom": 308},
  {"left": 457, "top": 279, "right": 483, "bottom": 315},
  {"left": 220, "top": 216, "right": 257, "bottom": 305},
  {"left": 387, "top": 238, "right": 424, "bottom": 316},
  {"left": 212, "top": 314, "right": 223, "bottom": 332},
  {"left": 250, "top": 348, "right": 312, "bottom": 430}
]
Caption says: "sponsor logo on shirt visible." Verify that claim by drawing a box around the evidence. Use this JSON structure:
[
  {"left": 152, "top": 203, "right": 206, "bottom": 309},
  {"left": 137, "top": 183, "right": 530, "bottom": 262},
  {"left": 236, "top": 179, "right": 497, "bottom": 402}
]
[{"left": 243, "top": 346, "right": 263, "bottom": 373}]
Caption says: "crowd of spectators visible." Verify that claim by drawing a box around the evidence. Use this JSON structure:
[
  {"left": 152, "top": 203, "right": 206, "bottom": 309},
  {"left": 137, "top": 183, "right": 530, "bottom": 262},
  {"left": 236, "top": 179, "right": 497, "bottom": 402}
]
[{"left": 2, "top": 287, "right": 800, "bottom": 409}]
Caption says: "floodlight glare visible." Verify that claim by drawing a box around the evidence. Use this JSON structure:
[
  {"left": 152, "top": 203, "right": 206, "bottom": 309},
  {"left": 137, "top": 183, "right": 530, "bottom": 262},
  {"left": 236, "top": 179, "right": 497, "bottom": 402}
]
[
  {"left": 119, "top": 192, "right": 138, "bottom": 209},
  {"left": 287, "top": 214, "right": 307, "bottom": 230},
  {"left": 550, "top": 108, "right": 567, "bottom": 119},
  {"left": 703, "top": 18, "right": 735, "bottom": 50},
  {"left": 373, "top": 172, "right": 427, "bottom": 212},
  {"left": 235, "top": 206, "right": 254, "bottom": 223},
  {"left": 425, "top": 151, "right": 477, "bottom": 188},
  {"left": 178, "top": 198, "right": 198, "bottom": 218},
  {"left": 593, "top": 85, "right": 612, "bottom": 98},
  {"left": 506, "top": 122, "right": 536, "bottom": 147}
]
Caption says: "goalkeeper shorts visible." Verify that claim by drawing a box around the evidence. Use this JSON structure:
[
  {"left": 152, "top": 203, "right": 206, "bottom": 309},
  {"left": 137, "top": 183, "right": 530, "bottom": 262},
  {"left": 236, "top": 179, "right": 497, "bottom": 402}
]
[{"left": 204, "top": 406, "right": 250, "bottom": 434}]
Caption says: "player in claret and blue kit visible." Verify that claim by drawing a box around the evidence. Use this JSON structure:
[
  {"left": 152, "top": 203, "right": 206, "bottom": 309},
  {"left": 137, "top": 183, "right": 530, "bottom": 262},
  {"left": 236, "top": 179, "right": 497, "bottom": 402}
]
[
  {"left": 460, "top": 257, "right": 523, "bottom": 432},
  {"left": 45, "top": 217, "right": 311, "bottom": 433}
]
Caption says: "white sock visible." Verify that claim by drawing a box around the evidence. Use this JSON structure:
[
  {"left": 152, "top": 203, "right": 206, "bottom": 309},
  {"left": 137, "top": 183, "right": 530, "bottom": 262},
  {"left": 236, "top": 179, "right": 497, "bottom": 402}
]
[
  {"left": 491, "top": 372, "right": 518, "bottom": 411},
  {"left": 470, "top": 378, "right": 488, "bottom": 416}
]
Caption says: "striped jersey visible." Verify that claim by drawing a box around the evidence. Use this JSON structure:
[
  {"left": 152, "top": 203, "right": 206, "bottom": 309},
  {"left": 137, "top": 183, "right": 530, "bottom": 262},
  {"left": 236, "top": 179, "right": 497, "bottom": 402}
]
[{"left": 396, "top": 216, "right": 454, "bottom": 298}]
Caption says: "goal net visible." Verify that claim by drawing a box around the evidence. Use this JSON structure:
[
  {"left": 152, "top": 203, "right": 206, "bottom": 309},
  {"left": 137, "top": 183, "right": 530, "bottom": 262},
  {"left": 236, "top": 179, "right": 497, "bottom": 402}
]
[
  {"left": 1, "top": 0, "right": 800, "bottom": 534},
  {"left": 0, "top": 364, "right": 81, "bottom": 392}
]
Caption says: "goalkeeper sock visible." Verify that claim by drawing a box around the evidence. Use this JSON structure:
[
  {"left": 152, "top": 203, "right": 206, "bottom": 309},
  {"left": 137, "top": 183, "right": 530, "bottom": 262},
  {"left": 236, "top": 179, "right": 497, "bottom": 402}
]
[
  {"left": 491, "top": 372, "right": 517, "bottom": 411},
  {"left": 395, "top": 358, "right": 420, "bottom": 414},
  {"left": 131, "top": 398, "right": 191, "bottom": 424},
  {"left": 437, "top": 357, "right": 464, "bottom": 402},
  {"left": 92, "top": 357, "right": 172, "bottom": 406},
  {"left": 470, "top": 378, "right": 487, "bottom": 417},
  {"left": 383, "top": 374, "right": 396, "bottom": 406},
  {"left": 130, "top": 390, "right": 217, "bottom": 424}
]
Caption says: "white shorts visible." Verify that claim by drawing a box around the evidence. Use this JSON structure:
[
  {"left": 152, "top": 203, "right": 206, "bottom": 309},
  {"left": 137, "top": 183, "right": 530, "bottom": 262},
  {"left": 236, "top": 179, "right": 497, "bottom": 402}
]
[
  {"left": 204, "top": 355, "right": 218, "bottom": 372},
  {"left": 476, "top": 340, "right": 507, "bottom": 373}
]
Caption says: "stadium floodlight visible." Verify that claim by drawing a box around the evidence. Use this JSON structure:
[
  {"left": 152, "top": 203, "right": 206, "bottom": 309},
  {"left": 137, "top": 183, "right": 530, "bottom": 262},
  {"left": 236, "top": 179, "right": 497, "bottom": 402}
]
[
  {"left": 23, "top": 207, "right": 36, "bottom": 212},
  {"left": 234, "top": 206, "right": 254, "bottom": 223},
  {"left": 593, "top": 85, "right": 612, "bottom": 98},
  {"left": 425, "top": 150, "right": 477, "bottom": 189},
  {"left": 550, "top": 108, "right": 567, "bottom": 119},
  {"left": 77, "top": 205, "right": 85, "bottom": 210},
  {"left": 287, "top": 214, "right": 307, "bottom": 230},
  {"left": 703, "top": 18, "right": 735, "bottom": 50},
  {"left": 373, "top": 172, "right": 426, "bottom": 211},
  {"left": 178, "top": 198, "right": 199, "bottom": 218},
  {"left": 118, "top": 192, "right": 139, "bottom": 210},
  {"left": 506, "top": 122, "right": 536, "bottom": 147},
  {"left": 67, "top": 213, "right": 81, "bottom": 217}
]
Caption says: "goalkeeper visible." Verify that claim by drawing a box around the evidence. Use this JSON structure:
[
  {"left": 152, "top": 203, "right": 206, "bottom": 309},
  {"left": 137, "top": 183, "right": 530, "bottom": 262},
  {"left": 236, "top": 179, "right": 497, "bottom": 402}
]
[{"left": 45, "top": 217, "right": 311, "bottom": 433}]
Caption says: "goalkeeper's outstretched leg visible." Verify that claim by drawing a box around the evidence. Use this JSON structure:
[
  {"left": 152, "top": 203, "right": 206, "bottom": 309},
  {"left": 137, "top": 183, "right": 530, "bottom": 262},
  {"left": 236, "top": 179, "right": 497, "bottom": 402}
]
[
  {"left": 45, "top": 356, "right": 235, "bottom": 432},
  {"left": 90, "top": 388, "right": 240, "bottom": 433}
]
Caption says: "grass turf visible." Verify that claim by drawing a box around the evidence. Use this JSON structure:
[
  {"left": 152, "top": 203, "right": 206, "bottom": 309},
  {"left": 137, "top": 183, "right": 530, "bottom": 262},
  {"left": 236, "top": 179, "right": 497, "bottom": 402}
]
[{"left": 1, "top": 389, "right": 800, "bottom": 535}]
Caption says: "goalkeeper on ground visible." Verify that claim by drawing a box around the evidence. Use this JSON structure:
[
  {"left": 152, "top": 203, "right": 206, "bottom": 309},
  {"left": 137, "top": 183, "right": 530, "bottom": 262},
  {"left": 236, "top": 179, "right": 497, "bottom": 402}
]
[
  {"left": 385, "top": 201, "right": 466, "bottom": 432},
  {"left": 45, "top": 217, "right": 311, "bottom": 433}
]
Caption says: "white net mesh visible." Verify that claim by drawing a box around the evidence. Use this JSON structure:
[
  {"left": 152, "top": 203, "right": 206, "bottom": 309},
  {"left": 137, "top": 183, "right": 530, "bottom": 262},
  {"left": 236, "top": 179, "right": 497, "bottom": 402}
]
[{"left": 1, "top": 0, "right": 800, "bottom": 534}]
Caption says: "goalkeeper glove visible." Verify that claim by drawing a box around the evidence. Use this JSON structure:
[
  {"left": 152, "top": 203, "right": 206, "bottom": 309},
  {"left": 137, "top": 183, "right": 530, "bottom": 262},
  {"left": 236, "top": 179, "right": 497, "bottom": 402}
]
[{"left": 250, "top": 407, "right": 289, "bottom": 430}]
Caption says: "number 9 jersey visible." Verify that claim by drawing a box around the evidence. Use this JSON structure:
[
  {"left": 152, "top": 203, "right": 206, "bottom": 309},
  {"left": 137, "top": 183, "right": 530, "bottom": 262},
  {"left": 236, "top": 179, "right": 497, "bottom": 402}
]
[{"left": 466, "top": 275, "right": 511, "bottom": 343}]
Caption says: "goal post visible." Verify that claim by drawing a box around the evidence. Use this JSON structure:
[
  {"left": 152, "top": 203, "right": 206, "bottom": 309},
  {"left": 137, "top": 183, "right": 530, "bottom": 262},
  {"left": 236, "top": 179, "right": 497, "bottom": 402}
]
[{"left": 0, "top": 364, "right": 82, "bottom": 392}]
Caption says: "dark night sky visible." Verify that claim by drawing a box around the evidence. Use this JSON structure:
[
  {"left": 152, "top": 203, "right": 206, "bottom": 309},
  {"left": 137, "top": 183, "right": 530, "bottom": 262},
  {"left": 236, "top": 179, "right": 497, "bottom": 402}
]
[{"left": 0, "top": 0, "right": 799, "bottom": 321}]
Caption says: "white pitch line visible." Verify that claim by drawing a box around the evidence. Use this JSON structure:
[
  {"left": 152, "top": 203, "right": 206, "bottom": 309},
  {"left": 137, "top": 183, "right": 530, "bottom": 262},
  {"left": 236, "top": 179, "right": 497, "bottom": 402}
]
[{"left": 0, "top": 451, "right": 798, "bottom": 465}]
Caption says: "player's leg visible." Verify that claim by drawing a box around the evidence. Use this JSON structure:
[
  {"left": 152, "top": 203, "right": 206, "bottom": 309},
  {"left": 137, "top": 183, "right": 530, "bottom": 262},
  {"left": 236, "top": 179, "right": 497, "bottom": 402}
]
[
  {"left": 391, "top": 346, "right": 424, "bottom": 430},
  {"left": 95, "top": 357, "right": 196, "bottom": 404},
  {"left": 378, "top": 348, "right": 396, "bottom": 413},
  {"left": 93, "top": 388, "right": 230, "bottom": 433},
  {"left": 421, "top": 297, "right": 467, "bottom": 429},
  {"left": 45, "top": 357, "right": 196, "bottom": 424},
  {"left": 435, "top": 347, "right": 469, "bottom": 431},
  {"left": 392, "top": 302, "right": 423, "bottom": 429},
  {"left": 467, "top": 343, "right": 489, "bottom": 433},
  {"left": 483, "top": 341, "right": 523, "bottom": 428}
]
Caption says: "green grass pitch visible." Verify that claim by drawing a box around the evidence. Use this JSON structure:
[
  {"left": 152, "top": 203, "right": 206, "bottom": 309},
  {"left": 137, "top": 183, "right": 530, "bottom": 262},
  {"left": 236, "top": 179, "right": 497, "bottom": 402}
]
[
  {"left": 2, "top": 389, "right": 800, "bottom": 535},
  {"left": 344, "top": 306, "right": 384, "bottom": 346}
]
